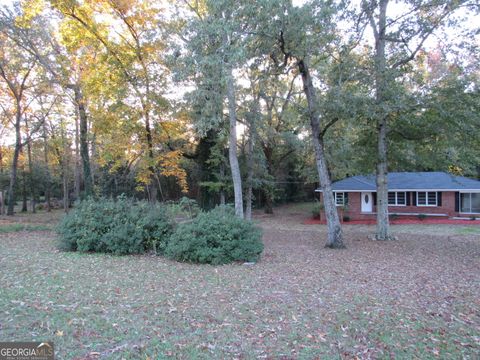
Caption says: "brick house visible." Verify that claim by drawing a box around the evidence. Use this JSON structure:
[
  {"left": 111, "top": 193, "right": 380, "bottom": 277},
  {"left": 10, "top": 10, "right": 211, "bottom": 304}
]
[{"left": 316, "top": 172, "right": 480, "bottom": 220}]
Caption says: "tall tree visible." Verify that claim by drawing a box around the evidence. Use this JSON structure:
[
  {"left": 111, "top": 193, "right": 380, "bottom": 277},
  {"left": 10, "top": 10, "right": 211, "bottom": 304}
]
[
  {"left": 179, "top": 0, "right": 249, "bottom": 217},
  {"left": 360, "top": 0, "right": 477, "bottom": 240},
  {"left": 387, "top": 49, "right": 480, "bottom": 176},
  {"left": 249, "top": 65, "right": 302, "bottom": 215},
  {"left": 8, "top": 2, "right": 95, "bottom": 197},
  {"left": 0, "top": 12, "right": 37, "bottom": 215},
  {"left": 258, "top": 0, "right": 346, "bottom": 248},
  {"left": 52, "top": 0, "right": 186, "bottom": 201}
]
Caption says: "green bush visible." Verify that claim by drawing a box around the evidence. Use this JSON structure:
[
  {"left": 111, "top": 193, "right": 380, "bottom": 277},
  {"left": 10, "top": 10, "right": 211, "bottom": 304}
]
[
  {"left": 312, "top": 202, "right": 324, "bottom": 219},
  {"left": 165, "top": 197, "right": 200, "bottom": 219},
  {"left": 389, "top": 213, "right": 399, "bottom": 221},
  {"left": 57, "top": 197, "right": 173, "bottom": 255},
  {"left": 417, "top": 213, "right": 427, "bottom": 220},
  {"left": 165, "top": 206, "right": 263, "bottom": 265},
  {"left": 178, "top": 196, "right": 200, "bottom": 218}
]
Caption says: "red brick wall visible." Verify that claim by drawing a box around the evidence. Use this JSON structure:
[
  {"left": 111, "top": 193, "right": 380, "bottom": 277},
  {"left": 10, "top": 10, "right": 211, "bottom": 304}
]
[{"left": 318, "top": 191, "right": 460, "bottom": 220}]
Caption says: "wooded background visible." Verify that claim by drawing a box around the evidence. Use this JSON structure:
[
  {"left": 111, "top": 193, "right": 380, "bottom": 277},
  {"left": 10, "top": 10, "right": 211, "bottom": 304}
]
[{"left": 0, "top": 0, "right": 478, "bottom": 243}]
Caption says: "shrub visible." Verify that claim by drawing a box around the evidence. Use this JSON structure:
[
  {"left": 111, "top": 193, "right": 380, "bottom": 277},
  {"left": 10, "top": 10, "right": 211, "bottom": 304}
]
[
  {"left": 342, "top": 215, "right": 351, "bottom": 222},
  {"left": 165, "top": 206, "right": 263, "bottom": 265},
  {"left": 417, "top": 213, "right": 427, "bottom": 220},
  {"left": 389, "top": 213, "right": 399, "bottom": 221},
  {"left": 312, "top": 202, "right": 324, "bottom": 219},
  {"left": 165, "top": 197, "right": 200, "bottom": 220},
  {"left": 178, "top": 196, "right": 200, "bottom": 218},
  {"left": 57, "top": 197, "right": 173, "bottom": 255}
]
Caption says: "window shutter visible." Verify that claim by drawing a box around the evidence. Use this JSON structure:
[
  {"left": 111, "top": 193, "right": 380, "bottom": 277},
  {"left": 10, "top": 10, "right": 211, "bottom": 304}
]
[
  {"left": 437, "top": 192, "right": 442, "bottom": 206},
  {"left": 412, "top": 192, "right": 417, "bottom": 206},
  {"left": 455, "top": 192, "right": 459, "bottom": 212},
  {"left": 344, "top": 192, "right": 349, "bottom": 205},
  {"left": 406, "top": 192, "right": 411, "bottom": 206},
  {"left": 373, "top": 192, "right": 377, "bottom": 205}
]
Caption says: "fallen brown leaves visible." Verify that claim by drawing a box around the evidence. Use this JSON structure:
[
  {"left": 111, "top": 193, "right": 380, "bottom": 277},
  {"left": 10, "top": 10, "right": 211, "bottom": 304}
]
[{"left": 0, "top": 204, "right": 479, "bottom": 359}]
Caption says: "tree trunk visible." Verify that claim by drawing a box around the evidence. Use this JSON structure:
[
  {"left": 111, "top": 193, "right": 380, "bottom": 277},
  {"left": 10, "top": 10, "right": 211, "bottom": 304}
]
[
  {"left": 91, "top": 133, "right": 97, "bottom": 186},
  {"left": 27, "top": 148, "right": 36, "bottom": 213},
  {"left": 194, "top": 129, "right": 218, "bottom": 209},
  {"left": 42, "top": 119, "right": 51, "bottom": 212},
  {"left": 154, "top": 173, "right": 165, "bottom": 202},
  {"left": 73, "top": 85, "right": 93, "bottom": 198},
  {"left": 0, "top": 190, "right": 4, "bottom": 215},
  {"left": 7, "top": 106, "right": 22, "bottom": 216},
  {"left": 63, "top": 172, "right": 69, "bottom": 213},
  {"left": 373, "top": 0, "right": 393, "bottom": 240},
  {"left": 313, "top": 136, "right": 344, "bottom": 248},
  {"left": 25, "top": 118, "right": 36, "bottom": 213},
  {"left": 219, "top": 162, "right": 226, "bottom": 206},
  {"left": 21, "top": 164, "right": 28, "bottom": 213},
  {"left": 376, "top": 118, "right": 391, "bottom": 239},
  {"left": 264, "top": 195, "right": 273, "bottom": 215},
  {"left": 73, "top": 109, "right": 81, "bottom": 201},
  {"left": 142, "top": 103, "right": 158, "bottom": 203},
  {"left": 298, "top": 59, "right": 344, "bottom": 248},
  {"left": 226, "top": 68, "right": 244, "bottom": 218},
  {"left": 263, "top": 146, "right": 274, "bottom": 214},
  {"left": 148, "top": 182, "right": 158, "bottom": 203},
  {"left": 245, "top": 124, "right": 255, "bottom": 221},
  {"left": 60, "top": 122, "right": 69, "bottom": 213}
]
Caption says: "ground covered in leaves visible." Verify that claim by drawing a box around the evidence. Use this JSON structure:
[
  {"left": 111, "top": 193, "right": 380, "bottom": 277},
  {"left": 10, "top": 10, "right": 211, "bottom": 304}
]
[{"left": 1, "top": 204, "right": 479, "bottom": 359}]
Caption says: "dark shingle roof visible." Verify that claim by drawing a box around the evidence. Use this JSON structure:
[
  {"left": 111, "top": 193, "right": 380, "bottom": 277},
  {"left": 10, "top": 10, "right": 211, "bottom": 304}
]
[{"left": 322, "top": 172, "right": 480, "bottom": 191}]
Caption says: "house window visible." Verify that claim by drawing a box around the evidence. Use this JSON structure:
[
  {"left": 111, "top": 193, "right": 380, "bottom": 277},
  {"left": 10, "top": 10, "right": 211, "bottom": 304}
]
[
  {"left": 335, "top": 192, "right": 345, "bottom": 206},
  {"left": 416, "top": 192, "right": 437, "bottom": 206},
  {"left": 388, "top": 192, "right": 406, "bottom": 206},
  {"left": 460, "top": 193, "right": 480, "bottom": 213}
]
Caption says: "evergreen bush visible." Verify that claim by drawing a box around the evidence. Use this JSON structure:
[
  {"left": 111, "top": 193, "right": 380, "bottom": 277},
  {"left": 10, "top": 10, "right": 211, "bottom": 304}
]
[
  {"left": 165, "top": 206, "right": 263, "bottom": 265},
  {"left": 57, "top": 197, "right": 173, "bottom": 255},
  {"left": 312, "top": 202, "right": 324, "bottom": 219}
]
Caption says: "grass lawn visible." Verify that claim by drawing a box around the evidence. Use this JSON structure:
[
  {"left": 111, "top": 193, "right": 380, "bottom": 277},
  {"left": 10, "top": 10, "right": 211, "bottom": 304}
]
[{"left": 1, "top": 205, "right": 479, "bottom": 359}]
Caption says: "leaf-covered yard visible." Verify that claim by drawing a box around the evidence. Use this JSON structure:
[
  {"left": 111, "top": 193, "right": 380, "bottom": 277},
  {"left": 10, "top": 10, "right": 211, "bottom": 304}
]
[{"left": 1, "top": 205, "right": 479, "bottom": 359}]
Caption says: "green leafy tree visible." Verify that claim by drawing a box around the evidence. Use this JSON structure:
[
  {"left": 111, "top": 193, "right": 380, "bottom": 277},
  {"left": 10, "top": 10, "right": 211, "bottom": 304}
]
[
  {"left": 0, "top": 6, "right": 39, "bottom": 215},
  {"left": 248, "top": 0, "right": 346, "bottom": 248},
  {"left": 360, "top": 0, "right": 478, "bottom": 240},
  {"left": 178, "top": 0, "right": 255, "bottom": 218}
]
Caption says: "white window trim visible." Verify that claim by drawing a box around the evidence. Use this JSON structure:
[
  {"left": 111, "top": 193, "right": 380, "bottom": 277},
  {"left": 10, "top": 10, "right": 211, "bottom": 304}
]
[
  {"left": 334, "top": 192, "right": 345, "bottom": 207},
  {"left": 416, "top": 191, "right": 438, "bottom": 207},
  {"left": 388, "top": 192, "right": 407, "bottom": 207},
  {"left": 460, "top": 193, "right": 480, "bottom": 214}
]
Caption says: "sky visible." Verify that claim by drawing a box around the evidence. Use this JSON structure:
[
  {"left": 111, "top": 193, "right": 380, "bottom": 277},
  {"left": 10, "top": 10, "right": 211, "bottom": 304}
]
[{"left": 0, "top": 0, "right": 477, "bottom": 45}]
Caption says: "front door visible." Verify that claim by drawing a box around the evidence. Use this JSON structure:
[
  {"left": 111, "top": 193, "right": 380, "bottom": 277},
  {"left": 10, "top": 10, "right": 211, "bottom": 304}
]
[{"left": 361, "top": 192, "right": 373, "bottom": 213}]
